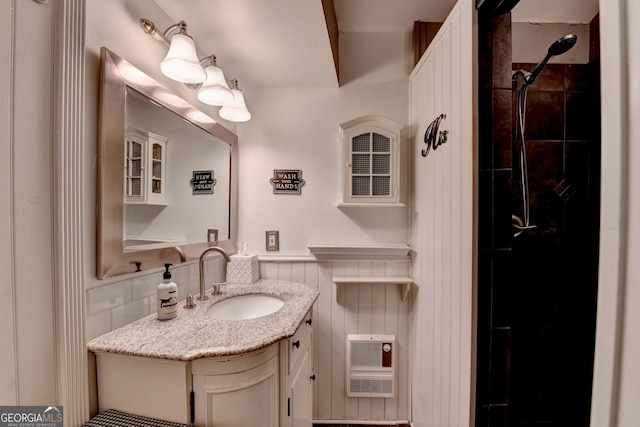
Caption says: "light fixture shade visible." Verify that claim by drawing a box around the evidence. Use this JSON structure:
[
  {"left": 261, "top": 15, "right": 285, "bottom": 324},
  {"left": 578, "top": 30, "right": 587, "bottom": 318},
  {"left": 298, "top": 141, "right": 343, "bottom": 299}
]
[
  {"left": 161, "top": 33, "right": 206, "bottom": 84},
  {"left": 219, "top": 88, "right": 251, "bottom": 122},
  {"left": 197, "top": 65, "right": 234, "bottom": 106}
]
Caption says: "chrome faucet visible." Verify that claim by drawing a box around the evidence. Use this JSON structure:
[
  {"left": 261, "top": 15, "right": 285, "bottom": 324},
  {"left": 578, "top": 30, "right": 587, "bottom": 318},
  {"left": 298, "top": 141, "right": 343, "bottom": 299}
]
[{"left": 198, "top": 246, "right": 231, "bottom": 301}]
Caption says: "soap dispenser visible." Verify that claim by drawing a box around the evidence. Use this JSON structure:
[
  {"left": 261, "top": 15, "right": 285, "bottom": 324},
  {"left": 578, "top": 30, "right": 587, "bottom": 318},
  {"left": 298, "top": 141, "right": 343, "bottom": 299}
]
[{"left": 157, "top": 263, "right": 178, "bottom": 320}]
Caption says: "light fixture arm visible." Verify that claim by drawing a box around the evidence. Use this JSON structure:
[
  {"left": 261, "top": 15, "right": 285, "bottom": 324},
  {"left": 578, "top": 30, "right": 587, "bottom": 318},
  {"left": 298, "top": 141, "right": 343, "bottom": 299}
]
[
  {"left": 140, "top": 18, "right": 190, "bottom": 45},
  {"left": 200, "top": 55, "right": 218, "bottom": 68}
]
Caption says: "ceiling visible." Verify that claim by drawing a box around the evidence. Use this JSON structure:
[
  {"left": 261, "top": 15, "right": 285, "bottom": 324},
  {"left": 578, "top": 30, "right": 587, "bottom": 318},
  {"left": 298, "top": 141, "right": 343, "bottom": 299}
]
[{"left": 153, "top": 0, "right": 599, "bottom": 91}]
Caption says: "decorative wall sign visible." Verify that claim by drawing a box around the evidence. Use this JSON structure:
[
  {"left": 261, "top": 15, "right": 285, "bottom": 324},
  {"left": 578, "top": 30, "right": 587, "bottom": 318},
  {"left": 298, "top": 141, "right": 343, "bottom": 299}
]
[
  {"left": 422, "top": 113, "right": 448, "bottom": 157},
  {"left": 190, "top": 170, "right": 217, "bottom": 194},
  {"left": 270, "top": 169, "right": 305, "bottom": 194}
]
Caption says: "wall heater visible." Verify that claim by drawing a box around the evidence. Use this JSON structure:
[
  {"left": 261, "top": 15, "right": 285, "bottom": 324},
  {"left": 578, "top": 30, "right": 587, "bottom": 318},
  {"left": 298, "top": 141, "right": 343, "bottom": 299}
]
[{"left": 346, "top": 334, "right": 396, "bottom": 398}]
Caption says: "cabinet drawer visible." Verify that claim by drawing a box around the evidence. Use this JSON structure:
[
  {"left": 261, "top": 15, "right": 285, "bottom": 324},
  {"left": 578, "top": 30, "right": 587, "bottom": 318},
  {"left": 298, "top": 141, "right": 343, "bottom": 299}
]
[{"left": 288, "top": 311, "right": 312, "bottom": 374}]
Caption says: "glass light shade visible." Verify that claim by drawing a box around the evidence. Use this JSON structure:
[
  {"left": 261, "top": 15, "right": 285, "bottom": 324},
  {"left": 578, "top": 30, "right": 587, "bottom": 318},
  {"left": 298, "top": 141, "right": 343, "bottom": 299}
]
[
  {"left": 219, "top": 88, "right": 251, "bottom": 122},
  {"left": 197, "top": 65, "right": 234, "bottom": 106},
  {"left": 160, "top": 33, "right": 206, "bottom": 84}
]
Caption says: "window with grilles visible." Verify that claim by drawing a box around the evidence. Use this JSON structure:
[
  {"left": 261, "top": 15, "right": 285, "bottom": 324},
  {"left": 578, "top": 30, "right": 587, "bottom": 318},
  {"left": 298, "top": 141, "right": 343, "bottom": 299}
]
[{"left": 339, "top": 116, "right": 403, "bottom": 206}]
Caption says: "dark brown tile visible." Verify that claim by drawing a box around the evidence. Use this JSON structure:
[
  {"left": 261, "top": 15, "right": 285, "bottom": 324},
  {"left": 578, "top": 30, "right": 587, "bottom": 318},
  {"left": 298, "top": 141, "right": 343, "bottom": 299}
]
[
  {"left": 491, "top": 250, "right": 515, "bottom": 328},
  {"left": 492, "top": 14, "right": 513, "bottom": 89},
  {"left": 565, "top": 63, "right": 590, "bottom": 92},
  {"left": 478, "top": 88, "right": 495, "bottom": 169},
  {"left": 492, "top": 89, "right": 513, "bottom": 169},
  {"left": 566, "top": 91, "right": 592, "bottom": 140},
  {"left": 522, "top": 91, "right": 564, "bottom": 140},
  {"left": 477, "top": 251, "right": 493, "bottom": 328},
  {"left": 513, "top": 63, "right": 565, "bottom": 92},
  {"left": 490, "top": 328, "right": 512, "bottom": 404},
  {"left": 478, "top": 170, "right": 495, "bottom": 247},
  {"left": 492, "top": 169, "right": 514, "bottom": 249},
  {"left": 488, "top": 405, "right": 510, "bottom": 427}
]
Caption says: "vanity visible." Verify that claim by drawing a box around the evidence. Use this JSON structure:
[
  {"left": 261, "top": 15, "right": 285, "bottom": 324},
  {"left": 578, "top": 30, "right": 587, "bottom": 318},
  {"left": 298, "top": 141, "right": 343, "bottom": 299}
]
[{"left": 88, "top": 280, "right": 318, "bottom": 427}]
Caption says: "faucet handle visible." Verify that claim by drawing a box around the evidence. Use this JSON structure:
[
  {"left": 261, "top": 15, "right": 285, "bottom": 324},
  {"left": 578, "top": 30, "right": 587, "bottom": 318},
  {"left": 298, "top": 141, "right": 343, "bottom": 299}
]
[
  {"left": 211, "top": 283, "right": 223, "bottom": 295},
  {"left": 183, "top": 293, "right": 195, "bottom": 309}
]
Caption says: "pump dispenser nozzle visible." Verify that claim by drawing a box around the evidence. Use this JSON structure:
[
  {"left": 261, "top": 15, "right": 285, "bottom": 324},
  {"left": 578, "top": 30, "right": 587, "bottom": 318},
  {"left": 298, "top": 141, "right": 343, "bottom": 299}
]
[{"left": 163, "top": 263, "right": 173, "bottom": 279}]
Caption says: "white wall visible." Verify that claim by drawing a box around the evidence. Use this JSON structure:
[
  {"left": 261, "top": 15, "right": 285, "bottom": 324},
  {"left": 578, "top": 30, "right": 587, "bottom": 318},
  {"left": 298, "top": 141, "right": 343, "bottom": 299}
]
[
  {"left": 236, "top": 30, "right": 412, "bottom": 255},
  {"left": 409, "top": 0, "right": 476, "bottom": 425}
]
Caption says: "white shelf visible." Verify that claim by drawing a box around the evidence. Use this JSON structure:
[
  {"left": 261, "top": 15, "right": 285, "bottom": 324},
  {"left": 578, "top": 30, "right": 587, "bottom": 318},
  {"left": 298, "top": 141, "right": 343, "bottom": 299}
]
[
  {"left": 332, "top": 276, "right": 414, "bottom": 301},
  {"left": 337, "top": 202, "right": 406, "bottom": 208},
  {"left": 308, "top": 243, "right": 411, "bottom": 261}
]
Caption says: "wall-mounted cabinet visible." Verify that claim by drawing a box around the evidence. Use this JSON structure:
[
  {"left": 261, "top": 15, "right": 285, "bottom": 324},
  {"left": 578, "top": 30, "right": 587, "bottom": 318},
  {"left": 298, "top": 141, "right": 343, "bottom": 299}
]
[
  {"left": 124, "top": 128, "right": 167, "bottom": 206},
  {"left": 338, "top": 116, "right": 404, "bottom": 207}
]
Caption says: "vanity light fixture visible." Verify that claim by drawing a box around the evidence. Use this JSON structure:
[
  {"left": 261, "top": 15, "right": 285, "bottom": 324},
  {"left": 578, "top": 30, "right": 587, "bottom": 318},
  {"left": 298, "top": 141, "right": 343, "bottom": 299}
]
[
  {"left": 141, "top": 18, "right": 251, "bottom": 122},
  {"left": 140, "top": 18, "right": 206, "bottom": 84},
  {"left": 219, "top": 79, "right": 252, "bottom": 123},
  {"left": 197, "top": 55, "right": 234, "bottom": 106}
]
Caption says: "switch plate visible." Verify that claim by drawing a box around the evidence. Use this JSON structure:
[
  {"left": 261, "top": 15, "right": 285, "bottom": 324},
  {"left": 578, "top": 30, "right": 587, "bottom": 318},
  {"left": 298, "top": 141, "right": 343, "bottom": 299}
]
[
  {"left": 266, "top": 230, "right": 279, "bottom": 251},
  {"left": 207, "top": 228, "right": 218, "bottom": 243}
]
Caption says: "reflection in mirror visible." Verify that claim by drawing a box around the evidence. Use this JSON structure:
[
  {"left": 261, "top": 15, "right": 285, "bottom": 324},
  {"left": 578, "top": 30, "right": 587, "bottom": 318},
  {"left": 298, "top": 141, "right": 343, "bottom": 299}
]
[
  {"left": 97, "top": 47, "right": 237, "bottom": 279},
  {"left": 124, "top": 88, "right": 231, "bottom": 250}
]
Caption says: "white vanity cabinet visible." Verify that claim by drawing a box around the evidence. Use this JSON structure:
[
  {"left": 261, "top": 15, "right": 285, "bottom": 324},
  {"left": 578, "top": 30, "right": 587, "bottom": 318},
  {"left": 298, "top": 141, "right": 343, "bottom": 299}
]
[
  {"left": 191, "top": 311, "right": 314, "bottom": 427},
  {"left": 192, "top": 343, "right": 280, "bottom": 427},
  {"left": 280, "top": 311, "right": 313, "bottom": 427},
  {"left": 93, "top": 311, "right": 314, "bottom": 427},
  {"left": 94, "top": 352, "right": 192, "bottom": 424}
]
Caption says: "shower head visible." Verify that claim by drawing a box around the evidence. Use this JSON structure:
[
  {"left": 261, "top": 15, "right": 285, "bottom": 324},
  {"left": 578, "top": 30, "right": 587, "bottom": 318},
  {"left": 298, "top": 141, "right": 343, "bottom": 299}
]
[
  {"left": 523, "top": 34, "right": 578, "bottom": 86},
  {"left": 548, "top": 34, "right": 578, "bottom": 56}
]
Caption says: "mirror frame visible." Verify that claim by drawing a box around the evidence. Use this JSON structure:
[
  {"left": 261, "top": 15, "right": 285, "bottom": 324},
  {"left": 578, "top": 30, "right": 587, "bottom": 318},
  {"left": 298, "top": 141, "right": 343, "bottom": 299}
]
[{"left": 97, "top": 47, "right": 237, "bottom": 279}]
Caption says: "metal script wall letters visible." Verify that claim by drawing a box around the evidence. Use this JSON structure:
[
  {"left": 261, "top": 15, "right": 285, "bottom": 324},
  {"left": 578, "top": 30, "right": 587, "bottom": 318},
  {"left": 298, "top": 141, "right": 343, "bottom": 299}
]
[{"left": 422, "top": 113, "right": 448, "bottom": 157}]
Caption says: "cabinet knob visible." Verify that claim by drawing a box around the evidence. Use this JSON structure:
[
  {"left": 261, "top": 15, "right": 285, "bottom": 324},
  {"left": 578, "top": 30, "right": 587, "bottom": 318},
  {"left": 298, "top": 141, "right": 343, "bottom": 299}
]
[
  {"left": 310, "top": 374, "right": 316, "bottom": 381},
  {"left": 306, "top": 318, "right": 312, "bottom": 325},
  {"left": 293, "top": 340, "right": 300, "bottom": 348}
]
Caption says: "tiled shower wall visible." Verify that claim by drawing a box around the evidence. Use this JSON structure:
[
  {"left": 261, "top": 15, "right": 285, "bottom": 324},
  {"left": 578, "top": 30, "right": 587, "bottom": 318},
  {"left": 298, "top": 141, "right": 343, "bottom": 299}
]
[{"left": 476, "top": 8, "right": 601, "bottom": 426}]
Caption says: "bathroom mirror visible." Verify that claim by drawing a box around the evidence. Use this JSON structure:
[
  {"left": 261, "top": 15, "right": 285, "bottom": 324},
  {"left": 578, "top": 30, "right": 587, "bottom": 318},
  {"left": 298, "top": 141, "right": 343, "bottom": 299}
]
[{"left": 97, "top": 47, "right": 237, "bottom": 279}]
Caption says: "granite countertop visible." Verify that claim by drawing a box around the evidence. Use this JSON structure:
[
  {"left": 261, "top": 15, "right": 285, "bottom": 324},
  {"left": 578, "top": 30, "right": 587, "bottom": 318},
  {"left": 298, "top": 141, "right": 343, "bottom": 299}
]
[{"left": 87, "top": 279, "right": 319, "bottom": 362}]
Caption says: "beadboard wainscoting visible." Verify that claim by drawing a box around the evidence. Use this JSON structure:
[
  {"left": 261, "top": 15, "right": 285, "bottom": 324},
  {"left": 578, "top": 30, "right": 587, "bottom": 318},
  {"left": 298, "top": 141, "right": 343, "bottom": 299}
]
[
  {"left": 409, "top": 0, "right": 476, "bottom": 426},
  {"left": 259, "top": 257, "right": 411, "bottom": 423}
]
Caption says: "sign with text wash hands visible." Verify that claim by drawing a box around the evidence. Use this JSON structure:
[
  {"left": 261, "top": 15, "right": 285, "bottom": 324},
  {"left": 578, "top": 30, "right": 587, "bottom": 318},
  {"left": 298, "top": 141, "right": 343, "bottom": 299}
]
[{"left": 270, "top": 169, "right": 305, "bottom": 194}]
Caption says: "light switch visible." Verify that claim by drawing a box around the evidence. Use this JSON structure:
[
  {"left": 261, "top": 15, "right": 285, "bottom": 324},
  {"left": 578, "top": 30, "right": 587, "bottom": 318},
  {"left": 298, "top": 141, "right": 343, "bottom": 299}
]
[{"left": 266, "top": 230, "right": 279, "bottom": 251}]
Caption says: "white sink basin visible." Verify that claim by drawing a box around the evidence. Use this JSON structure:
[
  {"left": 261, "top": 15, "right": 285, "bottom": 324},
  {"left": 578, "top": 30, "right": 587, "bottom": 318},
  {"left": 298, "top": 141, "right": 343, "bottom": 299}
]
[{"left": 206, "top": 294, "right": 285, "bottom": 320}]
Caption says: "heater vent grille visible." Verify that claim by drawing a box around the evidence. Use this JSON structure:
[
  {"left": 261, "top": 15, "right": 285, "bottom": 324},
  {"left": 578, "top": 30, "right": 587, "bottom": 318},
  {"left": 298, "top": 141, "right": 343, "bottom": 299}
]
[{"left": 347, "top": 334, "right": 395, "bottom": 398}]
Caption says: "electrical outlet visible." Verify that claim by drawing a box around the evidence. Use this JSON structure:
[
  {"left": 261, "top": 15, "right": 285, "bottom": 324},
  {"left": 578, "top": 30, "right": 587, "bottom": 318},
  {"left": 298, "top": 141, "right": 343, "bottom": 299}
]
[{"left": 266, "top": 231, "right": 279, "bottom": 251}]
